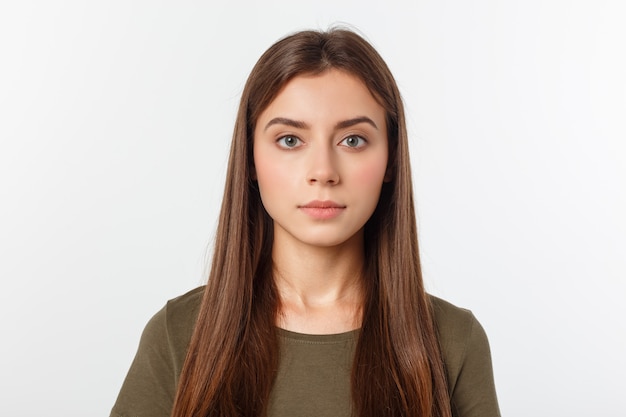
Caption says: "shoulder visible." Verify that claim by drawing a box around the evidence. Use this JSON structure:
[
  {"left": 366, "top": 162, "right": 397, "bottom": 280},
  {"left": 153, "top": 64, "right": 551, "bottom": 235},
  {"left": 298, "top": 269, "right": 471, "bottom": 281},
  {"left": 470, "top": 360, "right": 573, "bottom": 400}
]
[
  {"left": 161, "top": 286, "right": 205, "bottom": 331},
  {"left": 135, "top": 285, "right": 205, "bottom": 379},
  {"left": 111, "top": 286, "right": 206, "bottom": 417},
  {"left": 147, "top": 286, "right": 205, "bottom": 355},
  {"left": 429, "top": 294, "right": 479, "bottom": 349},
  {"left": 428, "top": 294, "right": 490, "bottom": 372},
  {"left": 428, "top": 295, "right": 501, "bottom": 416}
]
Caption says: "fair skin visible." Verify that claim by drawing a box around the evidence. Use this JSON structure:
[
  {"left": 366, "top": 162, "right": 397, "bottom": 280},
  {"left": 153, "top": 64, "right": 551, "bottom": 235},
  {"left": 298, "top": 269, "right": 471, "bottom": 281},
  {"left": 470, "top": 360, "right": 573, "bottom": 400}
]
[{"left": 253, "top": 69, "right": 389, "bottom": 334}]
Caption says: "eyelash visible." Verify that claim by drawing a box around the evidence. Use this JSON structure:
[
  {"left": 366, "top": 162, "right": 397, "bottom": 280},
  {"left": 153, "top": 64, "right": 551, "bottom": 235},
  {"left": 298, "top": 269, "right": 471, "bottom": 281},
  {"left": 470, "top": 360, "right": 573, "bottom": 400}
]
[
  {"left": 276, "top": 135, "right": 302, "bottom": 149},
  {"left": 339, "top": 135, "right": 367, "bottom": 148}
]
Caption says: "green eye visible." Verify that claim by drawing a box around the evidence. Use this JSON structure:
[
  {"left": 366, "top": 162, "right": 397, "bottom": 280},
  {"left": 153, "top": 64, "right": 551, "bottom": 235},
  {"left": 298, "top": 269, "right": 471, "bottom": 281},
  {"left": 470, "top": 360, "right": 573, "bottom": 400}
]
[
  {"left": 277, "top": 135, "right": 302, "bottom": 148},
  {"left": 340, "top": 135, "right": 366, "bottom": 148}
]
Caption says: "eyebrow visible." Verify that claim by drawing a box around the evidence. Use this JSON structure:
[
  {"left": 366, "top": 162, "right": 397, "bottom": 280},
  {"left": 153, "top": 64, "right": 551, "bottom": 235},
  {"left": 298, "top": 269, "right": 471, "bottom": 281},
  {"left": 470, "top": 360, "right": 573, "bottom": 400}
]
[
  {"left": 263, "top": 116, "right": 378, "bottom": 132},
  {"left": 264, "top": 117, "right": 309, "bottom": 131}
]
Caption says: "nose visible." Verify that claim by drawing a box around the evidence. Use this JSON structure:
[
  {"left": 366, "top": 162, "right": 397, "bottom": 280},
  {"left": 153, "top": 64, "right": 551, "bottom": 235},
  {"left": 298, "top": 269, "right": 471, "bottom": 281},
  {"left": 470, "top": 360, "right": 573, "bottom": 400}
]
[{"left": 306, "top": 144, "right": 340, "bottom": 185}]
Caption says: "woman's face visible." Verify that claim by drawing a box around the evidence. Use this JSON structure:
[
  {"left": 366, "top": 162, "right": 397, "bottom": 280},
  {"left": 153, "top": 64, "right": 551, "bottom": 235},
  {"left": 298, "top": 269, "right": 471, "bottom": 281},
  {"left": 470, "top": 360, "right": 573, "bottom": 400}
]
[{"left": 253, "top": 69, "right": 389, "bottom": 249}]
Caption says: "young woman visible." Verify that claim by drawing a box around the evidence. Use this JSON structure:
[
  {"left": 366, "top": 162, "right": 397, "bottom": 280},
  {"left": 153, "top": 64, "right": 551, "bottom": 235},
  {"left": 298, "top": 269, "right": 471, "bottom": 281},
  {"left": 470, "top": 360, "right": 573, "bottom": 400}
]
[{"left": 111, "top": 28, "right": 500, "bottom": 417}]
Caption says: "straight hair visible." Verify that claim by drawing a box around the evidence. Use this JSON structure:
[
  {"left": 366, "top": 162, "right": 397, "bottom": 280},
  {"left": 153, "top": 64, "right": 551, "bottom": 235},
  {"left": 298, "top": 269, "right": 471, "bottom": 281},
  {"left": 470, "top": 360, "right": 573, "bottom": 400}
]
[{"left": 171, "top": 28, "right": 452, "bottom": 417}]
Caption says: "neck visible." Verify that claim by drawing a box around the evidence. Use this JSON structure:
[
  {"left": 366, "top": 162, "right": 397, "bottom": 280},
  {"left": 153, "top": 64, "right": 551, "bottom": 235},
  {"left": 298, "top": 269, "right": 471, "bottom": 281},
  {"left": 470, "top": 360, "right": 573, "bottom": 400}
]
[{"left": 271, "top": 230, "right": 365, "bottom": 334}]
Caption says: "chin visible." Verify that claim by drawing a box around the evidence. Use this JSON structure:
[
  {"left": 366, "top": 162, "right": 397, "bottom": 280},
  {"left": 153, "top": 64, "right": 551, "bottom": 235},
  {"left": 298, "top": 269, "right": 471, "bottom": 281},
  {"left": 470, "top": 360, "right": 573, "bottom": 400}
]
[{"left": 299, "top": 232, "right": 363, "bottom": 249}]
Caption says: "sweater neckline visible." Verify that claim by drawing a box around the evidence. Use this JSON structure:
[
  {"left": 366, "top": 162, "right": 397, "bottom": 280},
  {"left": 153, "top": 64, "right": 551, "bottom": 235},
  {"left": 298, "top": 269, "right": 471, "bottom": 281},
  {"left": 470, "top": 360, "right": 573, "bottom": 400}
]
[{"left": 277, "top": 327, "right": 360, "bottom": 343}]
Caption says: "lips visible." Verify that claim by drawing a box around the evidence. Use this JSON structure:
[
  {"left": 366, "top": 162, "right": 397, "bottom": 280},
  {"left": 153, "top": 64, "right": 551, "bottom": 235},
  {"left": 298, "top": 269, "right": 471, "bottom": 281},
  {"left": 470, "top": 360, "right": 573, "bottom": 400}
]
[{"left": 298, "top": 200, "right": 346, "bottom": 220}]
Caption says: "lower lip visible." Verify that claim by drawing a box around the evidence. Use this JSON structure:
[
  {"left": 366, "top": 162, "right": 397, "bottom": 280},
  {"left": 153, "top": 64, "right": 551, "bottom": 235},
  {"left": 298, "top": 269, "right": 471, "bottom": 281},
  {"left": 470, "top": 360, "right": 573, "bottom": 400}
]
[{"left": 299, "top": 207, "right": 345, "bottom": 220}]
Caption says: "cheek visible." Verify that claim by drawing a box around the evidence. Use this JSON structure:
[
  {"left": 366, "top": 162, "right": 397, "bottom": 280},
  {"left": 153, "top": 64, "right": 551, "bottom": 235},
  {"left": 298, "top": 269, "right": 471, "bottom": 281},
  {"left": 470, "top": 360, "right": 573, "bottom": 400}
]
[
  {"left": 255, "top": 158, "right": 276, "bottom": 184},
  {"left": 254, "top": 151, "right": 294, "bottom": 200},
  {"left": 352, "top": 156, "right": 388, "bottom": 192}
]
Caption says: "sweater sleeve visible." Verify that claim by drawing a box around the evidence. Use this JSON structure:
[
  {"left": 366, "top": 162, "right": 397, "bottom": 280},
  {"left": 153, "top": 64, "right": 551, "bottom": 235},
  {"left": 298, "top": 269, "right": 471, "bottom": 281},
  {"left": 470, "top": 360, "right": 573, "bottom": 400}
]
[
  {"left": 430, "top": 296, "right": 501, "bottom": 417},
  {"left": 110, "top": 306, "right": 177, "bottom": 417},
  {"left": 449, "top": 314, "right": 501, "bottom": 417},
  {"left": 110, "top": 287, "right": 203, "bottom": 417}
]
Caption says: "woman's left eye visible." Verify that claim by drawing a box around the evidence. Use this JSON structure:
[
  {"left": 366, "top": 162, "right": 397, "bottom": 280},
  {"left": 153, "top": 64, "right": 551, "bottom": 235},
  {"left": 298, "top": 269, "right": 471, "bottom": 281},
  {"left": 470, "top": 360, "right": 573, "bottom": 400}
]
[{"left": 339, "top": 135, "right": 367, "bottom": 148}]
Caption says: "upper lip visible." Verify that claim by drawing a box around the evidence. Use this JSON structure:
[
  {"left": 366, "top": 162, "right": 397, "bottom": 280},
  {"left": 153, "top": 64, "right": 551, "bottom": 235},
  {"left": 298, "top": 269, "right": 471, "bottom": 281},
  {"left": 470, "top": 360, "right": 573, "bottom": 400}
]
[{"left": 299, "top": 200, "right": 346, "bottom": 208}]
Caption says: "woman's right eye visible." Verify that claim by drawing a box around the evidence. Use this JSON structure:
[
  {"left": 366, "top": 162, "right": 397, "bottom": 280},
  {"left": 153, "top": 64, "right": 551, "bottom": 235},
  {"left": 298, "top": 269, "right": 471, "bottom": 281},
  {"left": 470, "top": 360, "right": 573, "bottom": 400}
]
[{"left": 276, "top": 135, "right": 302, "bottom": 149}]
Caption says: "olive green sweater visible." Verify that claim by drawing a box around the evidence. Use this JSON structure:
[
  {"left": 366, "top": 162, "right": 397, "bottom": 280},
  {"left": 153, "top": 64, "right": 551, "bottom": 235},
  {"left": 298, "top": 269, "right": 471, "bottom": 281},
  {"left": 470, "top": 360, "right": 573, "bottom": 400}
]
[{"left": 111, "top": 287, "right": 500, "bottom": 417}]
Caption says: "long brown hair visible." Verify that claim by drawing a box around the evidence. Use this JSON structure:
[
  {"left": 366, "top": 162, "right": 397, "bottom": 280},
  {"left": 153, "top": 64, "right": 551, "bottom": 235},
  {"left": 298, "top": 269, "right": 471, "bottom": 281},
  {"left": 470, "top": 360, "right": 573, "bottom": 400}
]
[{"left": 171, "top": 28, "right": 451, "bottom": 417}]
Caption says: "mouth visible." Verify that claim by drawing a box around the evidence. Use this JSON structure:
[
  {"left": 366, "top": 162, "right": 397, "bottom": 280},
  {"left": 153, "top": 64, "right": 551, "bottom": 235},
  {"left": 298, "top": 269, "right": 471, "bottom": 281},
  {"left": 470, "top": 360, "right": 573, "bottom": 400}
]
[
  {"left": 298, "top": 200, "right": 346, "bottom": 219},
  {"left": 299, "top": 200, "right": 346, "bottom": 209}
]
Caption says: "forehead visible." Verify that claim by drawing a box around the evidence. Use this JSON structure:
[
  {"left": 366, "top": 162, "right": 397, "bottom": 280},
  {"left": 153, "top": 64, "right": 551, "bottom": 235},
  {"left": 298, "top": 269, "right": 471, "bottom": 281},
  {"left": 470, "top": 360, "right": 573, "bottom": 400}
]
[{"left": 256, "top": 69, "right": 386, "bottom": 129}]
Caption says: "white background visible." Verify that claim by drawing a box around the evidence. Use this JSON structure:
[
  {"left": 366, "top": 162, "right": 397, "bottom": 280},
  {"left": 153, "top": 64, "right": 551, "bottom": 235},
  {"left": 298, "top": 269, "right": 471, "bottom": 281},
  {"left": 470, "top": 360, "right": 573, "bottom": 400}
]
[{"left": 1, "top": 1, "right": 624, "bottom": 416}]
